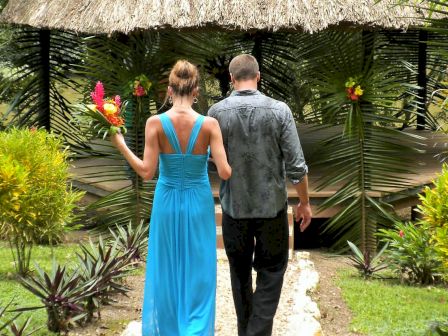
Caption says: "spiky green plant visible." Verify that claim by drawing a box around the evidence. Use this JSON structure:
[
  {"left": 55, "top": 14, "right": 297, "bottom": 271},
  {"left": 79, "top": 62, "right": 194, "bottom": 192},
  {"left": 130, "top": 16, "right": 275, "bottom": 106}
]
[
  {"left": 109, "top": 220, "right": 149, "bottom": 262},
  {"left": 76, "top": 237, "right": 133, "bottom": 322},
  {"left": 347, "top": 240, "right": 389, "bottom": 278},
  {"left": 18, "top": 261, "right": 98, "bottom": 332},
  {"left": 0, "top": 300, "right": 21, "bottom": 333}
]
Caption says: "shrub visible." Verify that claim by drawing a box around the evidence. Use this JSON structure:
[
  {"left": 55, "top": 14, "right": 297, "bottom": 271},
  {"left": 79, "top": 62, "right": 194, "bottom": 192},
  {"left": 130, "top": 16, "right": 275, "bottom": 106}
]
[
  {"left": 0, "top": 128, "right": 84, "bottom": 275},
  {"left": 347, "top": 240, "right": 388, "bottom": 278},
  {"left": 18, "top": 261, "right": 98, "bottom": 332},
  {"left": 418, "top": 163, "right": 448, "bottom": 277},
  {"left": 378, "top": 221, "right": 442, "bottom": 284}
]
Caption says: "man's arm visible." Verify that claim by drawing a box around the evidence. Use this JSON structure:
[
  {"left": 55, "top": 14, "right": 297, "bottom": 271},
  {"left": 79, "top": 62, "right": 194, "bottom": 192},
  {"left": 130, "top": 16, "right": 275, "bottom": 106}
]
[
  {"left": 292, "top": 175, "right": 312, "bottom": 232},
  {"left": 279, "top": 103, "right": 312, "bottom": 231}
]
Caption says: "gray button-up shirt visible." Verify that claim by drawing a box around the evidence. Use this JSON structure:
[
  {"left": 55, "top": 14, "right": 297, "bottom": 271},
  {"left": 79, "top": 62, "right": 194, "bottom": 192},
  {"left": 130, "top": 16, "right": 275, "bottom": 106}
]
[{"left": 208, "top": 89, "right": 308, "bottom": 219}]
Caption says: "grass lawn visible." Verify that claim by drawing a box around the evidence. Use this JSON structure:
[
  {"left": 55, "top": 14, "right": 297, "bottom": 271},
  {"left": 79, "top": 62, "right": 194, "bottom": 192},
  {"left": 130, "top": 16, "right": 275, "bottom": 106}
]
[
  {"left": 338, "top": 269, "right": 448, "bottom": 336},
  {"left": 0, "top": 241, "right": 80, "bottom": 335}
]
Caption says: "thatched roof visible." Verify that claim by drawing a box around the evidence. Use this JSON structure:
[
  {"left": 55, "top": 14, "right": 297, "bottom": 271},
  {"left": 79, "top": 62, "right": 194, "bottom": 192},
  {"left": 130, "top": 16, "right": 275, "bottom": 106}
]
[{"left": 0, "top": 0, "right": 435, "bottom": 34}]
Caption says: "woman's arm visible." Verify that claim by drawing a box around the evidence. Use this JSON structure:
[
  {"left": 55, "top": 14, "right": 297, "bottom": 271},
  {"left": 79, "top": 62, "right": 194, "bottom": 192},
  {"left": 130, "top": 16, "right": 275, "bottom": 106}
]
[
  {"left": 208, "top": 117, "right": 231, "bottom": 180},
  {"left": 111, "top": 117, "right": 159, "bottom": 181}
]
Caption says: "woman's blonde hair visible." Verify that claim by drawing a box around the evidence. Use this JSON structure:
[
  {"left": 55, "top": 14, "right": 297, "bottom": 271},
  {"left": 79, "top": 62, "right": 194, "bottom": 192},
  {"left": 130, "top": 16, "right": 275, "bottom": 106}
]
[{"left": 168, "top": 60, "right": 199, "bottom": 96}]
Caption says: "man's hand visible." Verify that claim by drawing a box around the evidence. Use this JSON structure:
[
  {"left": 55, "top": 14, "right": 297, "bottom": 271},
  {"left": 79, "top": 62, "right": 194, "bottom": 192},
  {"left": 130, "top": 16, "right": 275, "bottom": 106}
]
[{"left": 293, "top": 202, "right": 312, "bottom": 232}]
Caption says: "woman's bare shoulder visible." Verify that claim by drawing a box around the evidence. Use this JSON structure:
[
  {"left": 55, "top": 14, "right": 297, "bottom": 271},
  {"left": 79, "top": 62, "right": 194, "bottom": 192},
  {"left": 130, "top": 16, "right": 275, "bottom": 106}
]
[
  {"left": 203, "top": 115, "right": 219, "bottom": 128},
  {"left": 146, "top": 114, "right": 161, "bottom": 126}
]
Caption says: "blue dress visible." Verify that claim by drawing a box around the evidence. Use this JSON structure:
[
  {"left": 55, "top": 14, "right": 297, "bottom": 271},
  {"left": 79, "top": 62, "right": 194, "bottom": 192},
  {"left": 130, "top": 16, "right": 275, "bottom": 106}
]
[{"left": 142, "top": 113, "right": 216, "bottom": 335}]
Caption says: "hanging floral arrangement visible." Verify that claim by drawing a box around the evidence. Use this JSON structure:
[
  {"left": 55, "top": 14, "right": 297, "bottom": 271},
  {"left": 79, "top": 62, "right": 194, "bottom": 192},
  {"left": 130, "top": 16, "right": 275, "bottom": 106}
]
[{"left": 345, "top": 77, "right": 364, "bottom": 102}]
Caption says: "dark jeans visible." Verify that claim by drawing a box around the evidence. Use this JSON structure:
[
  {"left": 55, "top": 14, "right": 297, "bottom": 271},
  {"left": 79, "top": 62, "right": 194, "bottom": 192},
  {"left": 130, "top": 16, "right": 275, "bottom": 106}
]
[{"left": 222, "top": 206, "right": 289, "bottom": 336}]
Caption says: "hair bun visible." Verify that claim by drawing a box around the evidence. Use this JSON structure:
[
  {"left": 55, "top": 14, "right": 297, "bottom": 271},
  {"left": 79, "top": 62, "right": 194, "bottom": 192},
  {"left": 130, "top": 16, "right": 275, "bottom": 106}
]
[
  {"left": 169, "top": 60, "right": 199, "bottom": 97},
  {"left": 174, "top": 66, "right": 191, "bottom": 79}
]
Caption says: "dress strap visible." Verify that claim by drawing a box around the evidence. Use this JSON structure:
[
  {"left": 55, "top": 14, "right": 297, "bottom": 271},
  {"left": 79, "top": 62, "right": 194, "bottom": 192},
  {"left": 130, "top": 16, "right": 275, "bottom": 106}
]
[
  {"left": 186, "top": 115, "right": 205, "bottom": 154},
  {"left": 159, "top": 113, "right": 182, "bottom": 154}
]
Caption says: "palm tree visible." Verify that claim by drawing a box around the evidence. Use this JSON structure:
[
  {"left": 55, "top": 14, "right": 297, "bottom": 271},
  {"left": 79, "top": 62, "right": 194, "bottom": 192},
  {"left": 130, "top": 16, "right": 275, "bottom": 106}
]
[{"left": 297, "top": 31, "right": 425, "bottom": 253}]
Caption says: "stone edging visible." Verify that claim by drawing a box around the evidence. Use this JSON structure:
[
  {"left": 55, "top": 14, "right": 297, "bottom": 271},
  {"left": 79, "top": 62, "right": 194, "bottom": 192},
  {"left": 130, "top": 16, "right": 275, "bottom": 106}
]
[{"left": 286, "top": 251, "right": 323, "bottom": 336}]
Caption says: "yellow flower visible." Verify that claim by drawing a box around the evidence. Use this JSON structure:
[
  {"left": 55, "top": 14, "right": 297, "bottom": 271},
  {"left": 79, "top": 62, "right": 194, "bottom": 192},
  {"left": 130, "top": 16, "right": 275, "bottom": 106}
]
[
  {"left": 87, "top": 104, "right": 97, "bottom": 112},
  {"left": 103, "top": 103, "right": 118, "bottom": 116},
  {"left": 354, "top": 86, "right": 364, "bottom": 96}
]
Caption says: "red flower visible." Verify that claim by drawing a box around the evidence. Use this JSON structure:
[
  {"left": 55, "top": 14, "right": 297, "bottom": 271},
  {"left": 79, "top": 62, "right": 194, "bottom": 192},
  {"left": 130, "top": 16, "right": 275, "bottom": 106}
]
[
  {"left": 399, "top": 230, "right": 404, "bottom": 238},
  {"left": 134, "top": 85, "right": 146, "bottom": 97},
  {"left": 349, "top": 94, "right": 359, "bottom": 101},
  {"left": 346, "top": 87, "right": 354, "bottom": 95}
]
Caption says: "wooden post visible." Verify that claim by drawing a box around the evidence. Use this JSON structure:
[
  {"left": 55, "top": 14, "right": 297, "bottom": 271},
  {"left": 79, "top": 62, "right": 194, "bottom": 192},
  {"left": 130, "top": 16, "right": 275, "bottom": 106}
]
[
  {"left": 39, "top": 29, "right": 51, "bottom": 131},
  {"left": 252, "top": 32, "right": 263, "bottom": 89},
  {"left": 417, "top": 29, "right": 428, "bottom": 130}
]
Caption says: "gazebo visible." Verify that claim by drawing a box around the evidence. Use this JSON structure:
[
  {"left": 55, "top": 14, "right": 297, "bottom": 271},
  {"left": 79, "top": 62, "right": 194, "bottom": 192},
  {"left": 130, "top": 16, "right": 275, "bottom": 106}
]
[{"left": 1, "top": 0, "right": 445, "bottom": 251}]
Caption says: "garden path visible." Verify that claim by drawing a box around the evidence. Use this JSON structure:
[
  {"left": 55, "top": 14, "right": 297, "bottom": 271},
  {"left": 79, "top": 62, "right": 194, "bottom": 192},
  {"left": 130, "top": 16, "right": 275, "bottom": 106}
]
[{"left": 71, "top": 251, "right": 344, "bottom": 336}]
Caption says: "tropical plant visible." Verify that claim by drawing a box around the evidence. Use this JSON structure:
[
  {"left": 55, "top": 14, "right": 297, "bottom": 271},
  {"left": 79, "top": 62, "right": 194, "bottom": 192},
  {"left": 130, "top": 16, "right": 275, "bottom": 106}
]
[
  {"left": 76, "top": 237, "right": 132, "bottom": 322},
  {"left": 7, "top": 317, "right": 40, "bottom": 336},
  {"left": 0, "top": 27, "right": 86, "bottom": 148},
  {"left": 0, "top": 128, "right": 84, "bottom": 275},
  {"left": 378, "top": 221, "right": 443, "bottom": 284},
  {"left": 18, "top": 261, "right": 97, "bottom": 332},
  {"left": 109, "top": 220, "right": 149, "bottom": 262},
  {"left": 417, "top": 164, "right": 448, "bottom": 276},
  {"left": 347, "top": 240, "right": 389, "bottom": 278},
  {"left": 298, "top": 31, "right": 424, "bottom": 253}
]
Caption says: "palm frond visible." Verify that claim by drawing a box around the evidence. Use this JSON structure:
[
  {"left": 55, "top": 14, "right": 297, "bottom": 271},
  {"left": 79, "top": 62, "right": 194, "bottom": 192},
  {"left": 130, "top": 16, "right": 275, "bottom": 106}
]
[{"left": 298, "top": 31, "right": 425, "bottom": 252}]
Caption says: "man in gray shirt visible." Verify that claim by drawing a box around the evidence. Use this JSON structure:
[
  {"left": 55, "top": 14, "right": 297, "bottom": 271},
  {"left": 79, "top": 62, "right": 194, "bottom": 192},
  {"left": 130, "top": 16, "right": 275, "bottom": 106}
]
[{"left": 208, "top": 54, "right": 312, "bottom": 336}]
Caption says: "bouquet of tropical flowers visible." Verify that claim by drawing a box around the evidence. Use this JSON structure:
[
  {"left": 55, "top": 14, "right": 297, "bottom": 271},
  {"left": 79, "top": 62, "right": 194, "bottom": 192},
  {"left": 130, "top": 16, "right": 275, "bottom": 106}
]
[{"left": 76, "top": 81, "right": 127, "bottom": 138}]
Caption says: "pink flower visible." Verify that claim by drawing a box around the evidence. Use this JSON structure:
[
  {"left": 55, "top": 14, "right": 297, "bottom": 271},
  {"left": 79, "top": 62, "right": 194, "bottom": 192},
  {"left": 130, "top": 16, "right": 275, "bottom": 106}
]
[
  {"left": 91, "top": 81, "right": 105, "bottom": 108},
  {"left": 114, "top": 95, "right": 121, "bottom": 107},
  {"left": 399, "top": 230, "right": 404, "bottom": 238}
]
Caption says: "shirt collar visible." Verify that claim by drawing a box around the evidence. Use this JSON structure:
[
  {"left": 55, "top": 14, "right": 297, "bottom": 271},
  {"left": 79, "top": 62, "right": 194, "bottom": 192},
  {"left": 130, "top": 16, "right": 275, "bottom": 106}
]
[{"left": 230, "top": 89, "right": 261, "bottom": 97}]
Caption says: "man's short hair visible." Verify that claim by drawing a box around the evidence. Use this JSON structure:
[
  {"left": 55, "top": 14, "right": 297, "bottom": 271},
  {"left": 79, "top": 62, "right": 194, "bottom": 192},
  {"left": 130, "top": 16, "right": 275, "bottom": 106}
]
[{"left": 229, "top": 54, "right": 259, "bottom": 81}]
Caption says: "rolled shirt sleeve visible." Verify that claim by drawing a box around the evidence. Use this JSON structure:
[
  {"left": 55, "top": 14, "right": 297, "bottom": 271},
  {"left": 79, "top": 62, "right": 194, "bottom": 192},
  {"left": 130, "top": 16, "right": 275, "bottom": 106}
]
[{"left": 279, "top": 103, "right": 308, "bottom": 184}]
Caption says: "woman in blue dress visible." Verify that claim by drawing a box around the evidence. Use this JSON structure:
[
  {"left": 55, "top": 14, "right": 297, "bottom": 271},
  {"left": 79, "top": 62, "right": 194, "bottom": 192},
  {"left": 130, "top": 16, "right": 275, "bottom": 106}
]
[{"left": 111, "top": 60, "right": 232, "bottom": 335}]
